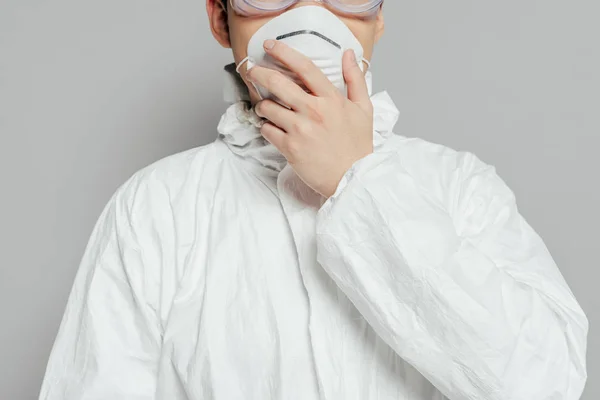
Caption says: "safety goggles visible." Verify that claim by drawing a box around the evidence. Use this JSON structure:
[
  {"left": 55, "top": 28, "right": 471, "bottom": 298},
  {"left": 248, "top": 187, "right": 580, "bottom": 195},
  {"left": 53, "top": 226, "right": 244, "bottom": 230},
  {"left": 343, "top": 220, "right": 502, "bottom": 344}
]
[{"left": 229, "top": 0, "right": 384, "bottom": 18}]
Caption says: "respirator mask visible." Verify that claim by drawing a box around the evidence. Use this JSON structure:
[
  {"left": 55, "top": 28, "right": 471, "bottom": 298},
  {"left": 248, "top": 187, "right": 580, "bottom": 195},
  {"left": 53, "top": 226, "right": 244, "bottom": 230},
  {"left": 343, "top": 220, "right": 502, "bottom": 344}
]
[{"left": 234, "top": 4, "right": 378, "bottom": 105}]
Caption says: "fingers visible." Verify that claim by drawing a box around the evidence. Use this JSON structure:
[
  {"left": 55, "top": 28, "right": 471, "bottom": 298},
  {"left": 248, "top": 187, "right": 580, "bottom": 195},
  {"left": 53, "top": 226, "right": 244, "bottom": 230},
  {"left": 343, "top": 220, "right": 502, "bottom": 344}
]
[
  {"left": 247, "top": 66, "right": 310, "bottom": 112},
  {"left": 255, "top": 99, "right": 297, "bottom": 133},
  {"left": 260, "top": 121, "right": 287, "bottom": 154},
  {"left": 263, "top": 39, "right": 339, "bottom": 98},
  {"left": 343, "top": 49, "right": 372, "bottom": 115}
]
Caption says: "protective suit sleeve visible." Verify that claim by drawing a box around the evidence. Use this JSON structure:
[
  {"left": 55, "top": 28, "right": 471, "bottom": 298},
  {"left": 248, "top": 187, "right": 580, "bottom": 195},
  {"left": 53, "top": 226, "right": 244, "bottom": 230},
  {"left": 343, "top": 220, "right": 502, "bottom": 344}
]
[
  {"left": 315, "top": 148, "right": 588, "bottom": 400},
  {"left": 39, "top": 174, "right": 162, "bottom": 400}
]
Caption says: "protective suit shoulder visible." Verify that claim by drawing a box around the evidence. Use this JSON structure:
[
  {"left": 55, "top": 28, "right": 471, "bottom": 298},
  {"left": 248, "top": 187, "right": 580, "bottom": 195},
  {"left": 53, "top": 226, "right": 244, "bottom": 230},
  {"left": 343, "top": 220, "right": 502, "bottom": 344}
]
[
  {"left": 380, "top": 134, "right": 484, "bottom": 209},
  {"left": 106, "top": 140, "right": 221, "bottom": 312},
  {"left": 122, "top": 141, "right": 220, "bottom": 200},
  {"left": 40, "top": 141, "right": 222, "bottom": 399}
]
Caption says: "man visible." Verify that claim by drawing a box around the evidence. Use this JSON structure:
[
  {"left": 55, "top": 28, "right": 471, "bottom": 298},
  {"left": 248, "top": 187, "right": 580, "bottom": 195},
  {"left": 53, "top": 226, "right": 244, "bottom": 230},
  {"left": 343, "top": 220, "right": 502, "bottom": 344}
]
[{"left": 39, "top": 1, "right": 588, "bottom": 399}]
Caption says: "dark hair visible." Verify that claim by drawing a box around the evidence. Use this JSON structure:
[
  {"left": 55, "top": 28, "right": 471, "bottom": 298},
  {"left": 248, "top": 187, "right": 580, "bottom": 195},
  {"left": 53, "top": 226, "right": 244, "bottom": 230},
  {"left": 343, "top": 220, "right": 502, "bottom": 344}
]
[{"left": 221, "top": 0, "right": 228, "bottom": 12}]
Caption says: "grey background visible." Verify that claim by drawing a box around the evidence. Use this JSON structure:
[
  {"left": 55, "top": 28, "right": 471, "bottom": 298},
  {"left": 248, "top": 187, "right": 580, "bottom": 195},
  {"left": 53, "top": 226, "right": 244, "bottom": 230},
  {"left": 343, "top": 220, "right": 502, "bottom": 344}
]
[{"left": 0, "top": 0, "right": 597, "bottom": 399}]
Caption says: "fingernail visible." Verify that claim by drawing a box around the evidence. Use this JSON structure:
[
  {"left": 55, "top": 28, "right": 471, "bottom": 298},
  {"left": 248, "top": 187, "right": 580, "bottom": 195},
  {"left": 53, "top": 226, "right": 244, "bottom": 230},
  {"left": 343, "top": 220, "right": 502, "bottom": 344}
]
[
  {"left": 264, "top": 40, "right": 275, "bottom": 50},
  {"left": 254, "top": 101, "right": 262, "bottom": 114}
]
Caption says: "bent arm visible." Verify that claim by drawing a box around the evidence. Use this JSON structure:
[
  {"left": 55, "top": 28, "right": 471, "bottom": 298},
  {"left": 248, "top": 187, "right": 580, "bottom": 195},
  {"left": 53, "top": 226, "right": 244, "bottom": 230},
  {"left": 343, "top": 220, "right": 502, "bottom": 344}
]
[{"left": 316, "top": 149, "right": 588, "bottom": 400}]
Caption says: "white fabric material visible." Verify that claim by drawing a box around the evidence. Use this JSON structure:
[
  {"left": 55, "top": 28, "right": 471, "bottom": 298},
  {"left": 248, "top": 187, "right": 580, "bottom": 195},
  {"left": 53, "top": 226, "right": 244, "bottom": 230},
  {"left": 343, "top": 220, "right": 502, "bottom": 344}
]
[{"left": 40, "top": 66, "right": 588, "bottom": 400}]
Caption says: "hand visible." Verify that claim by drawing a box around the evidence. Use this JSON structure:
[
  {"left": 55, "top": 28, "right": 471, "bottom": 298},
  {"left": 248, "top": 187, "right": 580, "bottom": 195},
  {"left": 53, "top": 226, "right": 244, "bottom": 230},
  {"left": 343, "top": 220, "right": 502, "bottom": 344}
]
[{"left": 247, "top": 39, "right": 374, "bottom": 198}]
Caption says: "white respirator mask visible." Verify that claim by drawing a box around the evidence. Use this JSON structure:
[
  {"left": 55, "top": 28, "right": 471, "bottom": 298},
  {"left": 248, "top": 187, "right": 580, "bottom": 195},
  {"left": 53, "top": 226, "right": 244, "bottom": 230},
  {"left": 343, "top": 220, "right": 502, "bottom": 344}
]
[{"left": 235, "top": 6, "right": 371, "bottom": 105}]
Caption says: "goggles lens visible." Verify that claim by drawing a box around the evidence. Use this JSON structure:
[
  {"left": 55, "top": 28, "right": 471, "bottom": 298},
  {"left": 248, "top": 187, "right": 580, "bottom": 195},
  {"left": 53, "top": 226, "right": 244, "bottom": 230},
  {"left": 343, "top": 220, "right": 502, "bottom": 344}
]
[{"left": 230, "top": 0, "right": 383, "bottom": 18}]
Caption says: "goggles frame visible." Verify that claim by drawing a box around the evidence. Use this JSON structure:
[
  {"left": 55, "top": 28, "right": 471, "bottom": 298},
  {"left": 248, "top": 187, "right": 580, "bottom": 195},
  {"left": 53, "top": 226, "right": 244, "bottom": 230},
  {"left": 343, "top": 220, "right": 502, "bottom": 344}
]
[{"left": 228, "top": 0, "right": 384, "bottom": 18}]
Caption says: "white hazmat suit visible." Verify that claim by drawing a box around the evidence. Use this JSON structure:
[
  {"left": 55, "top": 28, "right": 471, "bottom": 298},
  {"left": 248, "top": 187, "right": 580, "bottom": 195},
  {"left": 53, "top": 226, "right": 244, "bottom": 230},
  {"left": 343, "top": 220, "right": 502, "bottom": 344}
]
[{"left": 39, "top": 67, "right": 588, "bottom": 400}]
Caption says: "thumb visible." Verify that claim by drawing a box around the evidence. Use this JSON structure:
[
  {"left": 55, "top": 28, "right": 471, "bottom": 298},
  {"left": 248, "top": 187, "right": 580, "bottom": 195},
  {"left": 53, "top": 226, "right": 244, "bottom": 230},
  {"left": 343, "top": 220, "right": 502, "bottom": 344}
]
[{"left": 343, "top": 49, "right": 371, "bottom": 113}]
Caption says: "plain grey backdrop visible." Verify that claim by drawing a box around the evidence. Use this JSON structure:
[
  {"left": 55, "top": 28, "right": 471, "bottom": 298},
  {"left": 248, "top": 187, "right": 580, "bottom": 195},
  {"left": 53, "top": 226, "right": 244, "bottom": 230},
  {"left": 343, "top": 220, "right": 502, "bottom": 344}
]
[{"left": 0, "top": 1, "right": 597, "bottom": 399}]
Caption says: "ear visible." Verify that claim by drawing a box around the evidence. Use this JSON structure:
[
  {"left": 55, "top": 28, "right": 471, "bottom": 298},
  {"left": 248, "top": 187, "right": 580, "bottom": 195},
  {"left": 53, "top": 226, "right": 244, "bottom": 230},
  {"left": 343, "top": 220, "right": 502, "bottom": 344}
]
[
  {"left": 206, "top": 0, "right": 231, "bottom": 48},
  {"left": 374, "top": 7, "right": 385, "bottom": 43}
]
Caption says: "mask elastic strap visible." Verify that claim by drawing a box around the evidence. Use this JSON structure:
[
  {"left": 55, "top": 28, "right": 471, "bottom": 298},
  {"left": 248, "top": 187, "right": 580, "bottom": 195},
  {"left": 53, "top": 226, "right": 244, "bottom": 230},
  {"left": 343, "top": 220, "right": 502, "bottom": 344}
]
[
  {"left": 235, "top": 56, "right": 264, "bottom": 101},
  {"left": 236, "top": 56, "right": 250, "bottom": 74},
  {"left": 362, "top": 58, "right": 371, "bottom": 71}
]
